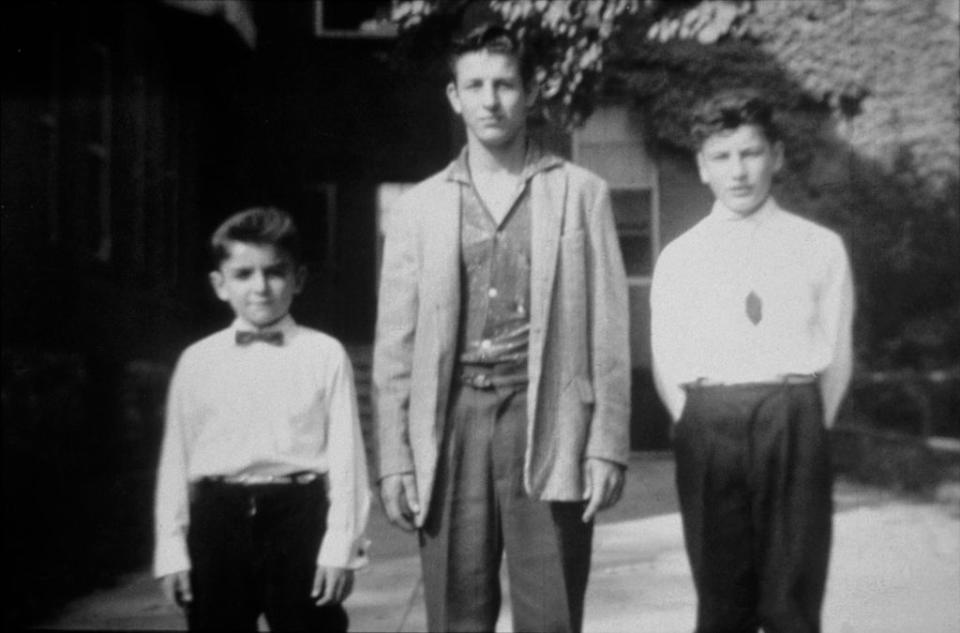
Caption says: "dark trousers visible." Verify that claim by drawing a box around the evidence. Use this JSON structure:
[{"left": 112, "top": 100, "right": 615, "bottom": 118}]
[
  {"left": 186, "top": 479, "right": 348, "bottom": 632},
  {"left": 419, "top": 384, "right": 594, "bottom": 633},
  {"left": 672, "top": 382, "right": 833, "bottom": 633}
]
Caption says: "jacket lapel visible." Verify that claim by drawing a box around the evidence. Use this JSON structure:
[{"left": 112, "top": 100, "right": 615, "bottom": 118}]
[
  {"left": 529, "top": 166, "right": 566, "bottom": 369},
  {"left": 422, "top": 179, "right": 461, "bottom": 360}
]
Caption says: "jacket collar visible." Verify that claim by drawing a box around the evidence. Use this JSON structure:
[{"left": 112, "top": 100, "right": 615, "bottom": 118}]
[{"left": 445, "top": 142, "right": 563, "bottom": 186}]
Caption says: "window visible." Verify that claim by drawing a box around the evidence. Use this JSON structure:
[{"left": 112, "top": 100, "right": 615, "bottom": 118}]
[
  {"left": 35, "top": 14, "right": 189, "bottom": 287},
  {"left": 314, "top": 1, "right": 397, "bottom": 38},
  {"left": 573, "top": 105, "right": 660, "bottom": 282},
  {"left": 610, "top": 188, "right": 654, "bottom": 278}
]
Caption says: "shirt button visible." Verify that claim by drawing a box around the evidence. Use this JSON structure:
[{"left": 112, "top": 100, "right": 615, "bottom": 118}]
[{"left": 488, "top": 287, "right": 499, "bottom": 298}]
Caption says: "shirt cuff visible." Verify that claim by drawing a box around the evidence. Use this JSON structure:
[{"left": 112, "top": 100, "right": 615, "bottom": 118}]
[
  {"left": 153, "top": 535, "right": 191, "bottom": 578},
  {"left": 669, "top": 389, "right": 687, "bottom": 423},
  {"left": 317, "top": 530, "right": 371, "bottom": 570}
]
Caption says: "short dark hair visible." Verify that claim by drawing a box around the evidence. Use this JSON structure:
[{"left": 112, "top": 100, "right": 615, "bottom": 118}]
[
  {"left": 448, "top": 22, "right": 536, "bottom": 88},
  {"left": 691, "top": 89, "right": 780, "bottom": 149},
  {"left": 210, "top": 206, "right": 302, "bottom": 267}
]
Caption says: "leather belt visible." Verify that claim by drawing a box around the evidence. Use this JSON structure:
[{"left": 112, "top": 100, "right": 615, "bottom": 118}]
[
  {"left": 201, "top": 471, "right": 320, "bottom": 486},
  {"left": 458, "top": 364, "right": 528, "bottom": 390},
  {"left": 683, "top": 373, "right": 819, "bottom": 390}
]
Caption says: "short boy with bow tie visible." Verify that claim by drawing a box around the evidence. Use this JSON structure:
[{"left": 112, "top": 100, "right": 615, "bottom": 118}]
[
  {"left": 154, "top": 207, "right": 370, "bottom": 631},
  {"left": 650, "top": 89, "right": 855, "bottom": 633}
]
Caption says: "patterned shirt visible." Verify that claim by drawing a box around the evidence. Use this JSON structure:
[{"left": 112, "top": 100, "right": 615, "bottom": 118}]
[{"left": 447, "top": 145, "right": 562, "bottom": 373}]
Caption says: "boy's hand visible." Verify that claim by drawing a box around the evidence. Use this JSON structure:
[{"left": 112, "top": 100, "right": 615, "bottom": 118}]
[
  {"left": 311, "top": 565, "right": 354, "bottom": 605},
  {"left": 581, "top": 458, "right": 625, "bottom": 523},
  {"left": 379, "top": 472, "right": 420, "bottom": 531},
  {"left": 160, "top": 571, "right": 193, "bottom": 609}
]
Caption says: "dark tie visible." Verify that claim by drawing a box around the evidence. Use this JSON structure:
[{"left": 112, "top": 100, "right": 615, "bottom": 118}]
[
  {"left": 745, "top": 290, "right": 763, "bottom": 325},
  {"left": 235, "top": 330, "right": 284, "bottom": 346}
]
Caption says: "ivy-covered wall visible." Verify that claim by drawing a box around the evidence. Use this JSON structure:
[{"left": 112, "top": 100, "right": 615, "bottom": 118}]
[
  {"left": 391, "top": 0, "right": 959, "bottom": 371},
  {"left": 609, "top": 0, "right": 960, "bottom": 371},
  {"left": 389, "top": 1, "right": 959, "bottom": 453}
]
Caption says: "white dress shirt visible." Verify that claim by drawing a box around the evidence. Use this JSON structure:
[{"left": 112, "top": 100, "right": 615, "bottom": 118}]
[
  {"left": 153, "top": 316, "right": 371, "bottom": 578},
  {"left": 650, "top": 197, "right": 854, "bottom": 426}
]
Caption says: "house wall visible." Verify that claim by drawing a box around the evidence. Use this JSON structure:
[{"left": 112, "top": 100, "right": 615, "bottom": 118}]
[
  {"left": 2, "top": 3, "right": 259, "bottom": 625},
  {"left": 3, "top": 5, "right": 455, "bottom": 622},
  {"left": 242, "top": 2, "right": 455, "bottom": 342}
]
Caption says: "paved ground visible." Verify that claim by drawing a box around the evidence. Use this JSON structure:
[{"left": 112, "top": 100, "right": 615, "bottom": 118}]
[{"left": 36, "top": 452, "right": 960, "bottom": 632}]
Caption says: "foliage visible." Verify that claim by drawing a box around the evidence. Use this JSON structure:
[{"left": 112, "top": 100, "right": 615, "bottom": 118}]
[
  {"left": 607, "top": 0, "right": 960, "bottom": 370},
  {"left": 391, "top": 0, "right": 643, "bottom": 128},
  {"left": 392, "top": 1, "right": 960, "bottom": 370},
  {"left": 635, "top": 0, "right": 960, "bottom": 192},
  {"left": 606, "top": 37, "right": 821, "bottom": 161},
  {"left": 777, "top": 147, "right": 960, "bottom": 370},
  {"left": 644, "top": 0, "right": 751, "bottom": 43}
]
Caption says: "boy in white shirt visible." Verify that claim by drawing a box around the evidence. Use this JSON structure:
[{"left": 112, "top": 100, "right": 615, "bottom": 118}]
[
  {"left": 650, "top": 89, "right": 854, "bottom": 633},
  {"left": 154, "top": 207, "right": 370, "bottom": 631}
]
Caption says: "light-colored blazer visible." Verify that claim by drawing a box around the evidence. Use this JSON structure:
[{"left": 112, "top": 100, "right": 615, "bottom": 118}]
[{"left": 373, "top": 154, "right": 631, "bottom": 527}]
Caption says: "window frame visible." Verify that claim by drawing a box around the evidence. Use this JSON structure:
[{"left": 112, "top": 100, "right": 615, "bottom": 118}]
[
  {"left": 571, "top": 104, "right": 661, "bottom": 286},
  {"left": 606, "top": 184, "right": 660, "bottom": 285}
]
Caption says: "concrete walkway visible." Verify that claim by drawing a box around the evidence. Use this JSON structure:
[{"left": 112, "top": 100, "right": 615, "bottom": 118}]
[{"left": 37, "top": 455, "right": 960, "bottom": 632}]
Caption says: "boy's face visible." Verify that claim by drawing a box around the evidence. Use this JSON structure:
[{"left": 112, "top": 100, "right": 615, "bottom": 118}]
[
  {"left": 696, "top": 124, "right": 784, "bottom": 217},
  {"left": 209, "top": 242, "right": 304, "bottom": 329},
  {"left": 446, "top": 49, "right": 535, "bottom": 149}
]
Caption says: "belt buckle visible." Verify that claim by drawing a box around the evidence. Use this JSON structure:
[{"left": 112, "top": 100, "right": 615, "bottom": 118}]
[
  {"left": 464, "top": 372, "right": 494, "bottom": 389},
  {"left": 234, "top": 474, "right": 273, "bottom": 485},
  {"left": 780, "top": 373, "right": 817, "bottom": 385},
  {"left": 683, "top": 377, "right": 720, "bottom": 390},
  {"left": 292, "top": 472, "right": 318, "bottom": 485},
  {"left": 224, "top": 473, "right": 312, "bottom": 485}
]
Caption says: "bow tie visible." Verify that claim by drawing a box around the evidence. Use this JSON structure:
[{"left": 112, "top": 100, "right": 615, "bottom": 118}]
[{"left": 235, "top": 330, "right": 284, "bottom": 346}]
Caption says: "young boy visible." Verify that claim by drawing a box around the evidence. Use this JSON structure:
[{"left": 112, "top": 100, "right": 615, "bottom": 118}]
[
  {"left": 373, "top": 8, "right": 629, "bottom": 632},
  {"left": 650, "top": 89, "right": 854, "bottom": 633},
  {"left": 154, "top": 207, "right": 370, "bottom": 632}
]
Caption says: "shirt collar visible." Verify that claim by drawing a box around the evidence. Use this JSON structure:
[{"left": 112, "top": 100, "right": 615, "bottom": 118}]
[
  {"left": 231, "top": 314, "right": 297, "bottom": 339},
  {"left": 445, "top": 142, "right": 563, "bottom": 186},
  {"left": 707, "top": 196, "right": 781, "bottom": 228}
]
